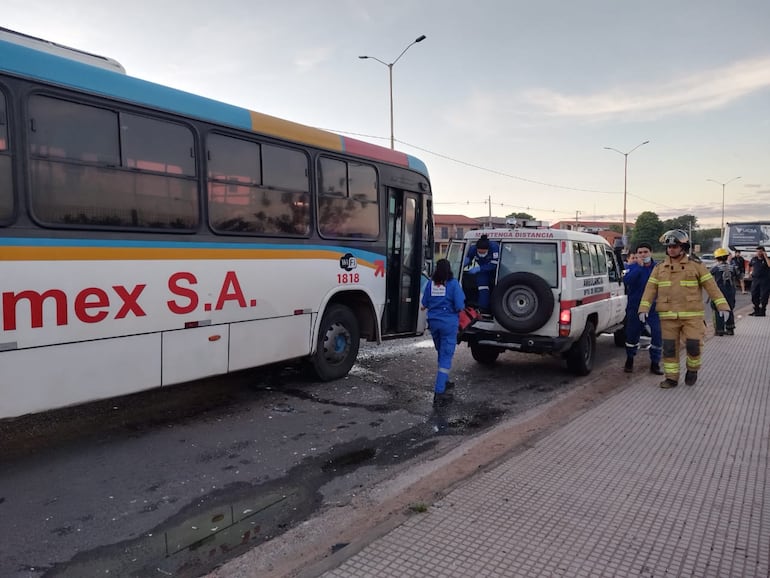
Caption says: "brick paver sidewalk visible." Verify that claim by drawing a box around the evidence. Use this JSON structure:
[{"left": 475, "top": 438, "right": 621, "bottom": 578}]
[{"left": 322, "top": 315, "right": 770, "bottom": 577}]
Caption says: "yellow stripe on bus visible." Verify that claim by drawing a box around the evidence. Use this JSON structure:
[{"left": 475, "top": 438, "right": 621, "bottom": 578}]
[
  {"left": 248, "top": 111, "right": 343, "bottom": 150},
  {"left": 5, "top": 246, "right": 378, "bottom": 268}
]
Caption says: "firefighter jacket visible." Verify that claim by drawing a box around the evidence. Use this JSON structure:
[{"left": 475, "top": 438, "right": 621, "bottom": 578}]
[{"left": 639, "top": 254, "right": 729, "bottom": 320}]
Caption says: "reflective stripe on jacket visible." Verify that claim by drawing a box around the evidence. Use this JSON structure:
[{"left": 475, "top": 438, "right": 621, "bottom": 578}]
[{"left": 639, "top": 255, "right": 728, "bottom": 319}]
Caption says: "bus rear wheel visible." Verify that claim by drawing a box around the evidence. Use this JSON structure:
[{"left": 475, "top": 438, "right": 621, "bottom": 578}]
[{"left": 311, "top": 304, "right": 360, "bottom": 381}]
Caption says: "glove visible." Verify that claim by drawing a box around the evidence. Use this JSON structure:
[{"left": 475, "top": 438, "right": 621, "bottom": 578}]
[
  {"left": 467, "top": 266, "right": 481, "bottom": 275},
  {"left": 719, "top": 310, "right": 730, "bottom": 322},
  {"left": 638, "top": 312, "right": 648, "bottom": 324}
]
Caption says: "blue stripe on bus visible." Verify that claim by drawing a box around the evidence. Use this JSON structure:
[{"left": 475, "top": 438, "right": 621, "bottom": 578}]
[
  {"left": 407, "top": 155, "right": 429, "bottom": 176},
  {"left": 0, "top": 237, "right": 385, "bottom": 262},
  {"left": 0, "top": 40, "right": 430, "bottom": 178},
  {"left": 1, "top": 41, "right": 261, "bottom": 132}
]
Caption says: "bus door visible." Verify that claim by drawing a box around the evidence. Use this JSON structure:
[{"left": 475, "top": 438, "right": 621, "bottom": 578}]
[{"left": 384, "top": 189, "right": 422, "bottom": 335}]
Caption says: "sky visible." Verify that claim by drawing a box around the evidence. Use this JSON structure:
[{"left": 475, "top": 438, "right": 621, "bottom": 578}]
[{"left": 4, "top": 0, "right": 770, "bottom": 230}]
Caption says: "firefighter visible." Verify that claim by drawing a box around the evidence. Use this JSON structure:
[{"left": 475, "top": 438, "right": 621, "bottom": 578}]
[
  {"left": 709, "top": 247, "right": 738, "bottom": 335},
  {"left": 638, "top": 230, "right": 730, "bottom": 388}
]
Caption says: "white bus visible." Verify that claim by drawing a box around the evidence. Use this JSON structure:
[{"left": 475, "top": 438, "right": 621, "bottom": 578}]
[
  {"left": 0, "top": 31, "right": 434, "bottom": 419},
  {"left": 722, "top": 221, "right": 770, "bottom": 284}
]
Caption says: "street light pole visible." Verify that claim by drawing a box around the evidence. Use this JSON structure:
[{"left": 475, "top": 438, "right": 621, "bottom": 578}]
[
  {"left": 707, "top": 176, "right": 741, "bottom": 241},
  {"left": 604, "top": 140, "right": 650, "bottom": 250},
  {"left": 359, "top": 34, "right": 426, "bottom": 150}
]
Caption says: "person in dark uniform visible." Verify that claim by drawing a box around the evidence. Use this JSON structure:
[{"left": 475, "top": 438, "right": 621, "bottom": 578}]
[
  {"left": 462, "top": 234, "right": 499, "bottom": 311},
  {"left": 749, "top": 245, "right": 770, "bottom": 316},
  {"left": 421, "top": 259, "right": 466, "bottom": 405},
  {"left": 623, "top": 242, "right": 663, "bottom": 374}
]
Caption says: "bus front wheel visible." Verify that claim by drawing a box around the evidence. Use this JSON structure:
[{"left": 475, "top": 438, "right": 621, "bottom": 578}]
[{"left": 311, "top": 304, "right": 360, "bottom": 381}]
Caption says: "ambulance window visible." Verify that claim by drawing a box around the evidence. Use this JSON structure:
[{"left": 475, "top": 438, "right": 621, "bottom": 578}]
[
  {"left": 572, "top": 242, "right": 592, "bottom": 277},
  {"left": 591, "top": 244, "right": 606, "bottom": 273},
  {"left": 500, "top": 242, "right": 558, "bottom": 287}
]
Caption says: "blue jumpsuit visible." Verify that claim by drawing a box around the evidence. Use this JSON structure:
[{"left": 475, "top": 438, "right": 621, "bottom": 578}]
[
  {"left": 624, "top": 260, "right": 662, "bottom": 364},
  {"left": 421, "top": 278, "right": 466, "bottom": 394},
  {"left": 463, "top": 241, "right": 500, "bottom": 310}
]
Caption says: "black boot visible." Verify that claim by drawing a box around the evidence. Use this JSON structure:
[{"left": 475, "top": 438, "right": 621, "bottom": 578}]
[
  {"left": 685, "top": 371, "right": 698, "bottom": 386},
  {"left": 650, "top": 362, "right": 664, "bottom": 375},
  {"left": 660, "top": 378, "right": 678, "bottom": 389},
  {"left": 759, "top": 308, "right": 767, "bottom": 317},
  {"left": 726, "top": 327, "right": 735, "bottom": 335},
  {"left": 750, "top": 307, "right": 760, "bottom": 316},
  {"left": 624, "top": 357, "right": 634, "bottom": 373}
]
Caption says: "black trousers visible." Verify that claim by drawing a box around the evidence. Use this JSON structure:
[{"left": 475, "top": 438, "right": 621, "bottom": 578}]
[{"left": 751, "top": 276, "right": 770, "bottom": 310}]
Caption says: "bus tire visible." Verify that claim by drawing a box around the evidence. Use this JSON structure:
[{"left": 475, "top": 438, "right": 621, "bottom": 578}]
[
  {"left": 311, "top": 304, "right": 360, "bottom": 381},
  {"left": 566, "top": 321, "right": 596, "bottom": 376}
]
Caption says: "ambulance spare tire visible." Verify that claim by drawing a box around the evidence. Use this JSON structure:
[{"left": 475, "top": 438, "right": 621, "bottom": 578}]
[{"left": 490, "top": 272, "right": 554, "bottom": 333}]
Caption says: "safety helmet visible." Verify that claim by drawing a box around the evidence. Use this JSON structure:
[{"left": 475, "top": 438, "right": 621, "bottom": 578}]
[
  {"left": 714, "top": 247, "right": 729, "bottom": 258},
  {"left": 659, "top": 229, "right": 689, "bottom": 246}
]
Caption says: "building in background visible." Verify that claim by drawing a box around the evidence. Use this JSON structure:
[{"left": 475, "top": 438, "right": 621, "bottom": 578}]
[
  {"left": 551, "top": 219, "right": 629, "bottom": 249},
  {"left": 434, "top": 214, "right": 483, "bottom": 256}
]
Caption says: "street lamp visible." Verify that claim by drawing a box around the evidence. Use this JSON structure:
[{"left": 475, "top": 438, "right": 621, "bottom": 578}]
[
  {"left": 707, "top": 176, "right": 741, "bottom": 241},
  {"left": 604, "top": 140, "right": 650, "bottom": 250},
  {"left": 359, "top": 34, "right": 426, "bottom": 150}
]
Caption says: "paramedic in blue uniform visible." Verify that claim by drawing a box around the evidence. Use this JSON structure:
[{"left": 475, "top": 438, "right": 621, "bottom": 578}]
[
  {"left": 421, "top": 259, "right": 466, "bottom": 405},
  {"left": 623, "top": 242, "right": 663, "bottom": 375},
  {"left": 463, "top": 234, "right": 499, "bottom": 311}
]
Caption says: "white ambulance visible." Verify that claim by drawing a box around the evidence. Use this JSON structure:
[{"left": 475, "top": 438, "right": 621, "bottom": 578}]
[{"left": 447, "top": 220, "right": 627, "bottom": 375}]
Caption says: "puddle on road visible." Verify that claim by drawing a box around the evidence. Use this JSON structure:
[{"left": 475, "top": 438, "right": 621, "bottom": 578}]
[{"left": 43, "top": 405, "right": 503, "bottom": 578}]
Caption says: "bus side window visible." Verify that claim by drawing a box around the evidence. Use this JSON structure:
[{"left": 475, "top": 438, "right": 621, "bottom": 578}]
[
  {"left": 0, "top": 90, "right": 12, "bottom": 223},
  {"left": 318, "top": 157, "right": 379, "bottom": 239},
  {"left": 28, "top": 95, "right": 198, "bottom": 230}
]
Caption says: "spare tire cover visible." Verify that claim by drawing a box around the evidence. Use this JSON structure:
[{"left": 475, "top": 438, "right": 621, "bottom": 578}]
[{"left": 490, "top": 272, "right": 555, "bottom": 333}]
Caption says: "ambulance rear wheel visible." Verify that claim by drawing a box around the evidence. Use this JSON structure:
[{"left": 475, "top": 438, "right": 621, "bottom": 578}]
[
  {"left": 311, "top": 304, "right": 360, "bottom": 381},
  {"left": 566, "top": 321, "right": 596, "bottom": 376},
  {"left": 470, "top": 343, "right": 502, "bottom": 365}
]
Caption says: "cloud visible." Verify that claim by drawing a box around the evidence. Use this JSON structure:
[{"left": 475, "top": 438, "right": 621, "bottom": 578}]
[
  {"left": 524, "top": 57, "right": 770, "bottom": 121},
  {"left": 294, "top": 45, "right": 333, "bottom": 73}
]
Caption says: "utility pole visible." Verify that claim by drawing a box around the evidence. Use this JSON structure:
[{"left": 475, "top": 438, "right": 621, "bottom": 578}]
[
  {"left": 575, "top": 210, "right": 581, "bottom": 229},
  {"left": 488, "top": 195, "right": 492, "bottom": 228}
]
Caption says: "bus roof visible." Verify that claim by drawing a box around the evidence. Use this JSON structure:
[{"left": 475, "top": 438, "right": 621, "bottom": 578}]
[
  {"left": 0, "top": 34, "right": 429, "bottom": 177},
  {"left": 0, "top": 27, "right": 126, "bottom": 74}
]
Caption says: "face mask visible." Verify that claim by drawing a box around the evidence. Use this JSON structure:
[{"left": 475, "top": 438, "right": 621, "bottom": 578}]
[
  {"left": 477, "top": 251, "right": 488, "bottom": 258},
  {"left": 642, "top": 256, "right": 652, "bottom": 264}
]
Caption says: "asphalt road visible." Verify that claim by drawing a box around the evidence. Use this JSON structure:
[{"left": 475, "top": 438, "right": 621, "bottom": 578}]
[{"left": 0, "top": 293, "right": 751, "bottom": 578}]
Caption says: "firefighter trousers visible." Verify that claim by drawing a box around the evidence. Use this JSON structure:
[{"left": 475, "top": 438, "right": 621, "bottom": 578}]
[{"left": 660, "top": 317, "right": 706, "bottom": 383}]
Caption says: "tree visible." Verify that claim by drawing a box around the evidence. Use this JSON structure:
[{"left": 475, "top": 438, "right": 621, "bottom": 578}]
[
  {"left": 693, "top": 228, "right": 721, "bottom": 252},
  {"left": 662, "top": 214, "right": 698, "bottom": 233},
  {"left": 506, "top": 211, "right": 535, "bottom": 220},
  {"left": 631, "top": 211, "right": 663, "bottom": 249}
]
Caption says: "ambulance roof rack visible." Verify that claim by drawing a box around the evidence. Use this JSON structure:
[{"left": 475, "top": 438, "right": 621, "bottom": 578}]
[
  {"left": 505, "top": 218, "right": 550, "bottom": 229},
  {"left": 0, "top": 27, "right": 126, "bottom": 74}
]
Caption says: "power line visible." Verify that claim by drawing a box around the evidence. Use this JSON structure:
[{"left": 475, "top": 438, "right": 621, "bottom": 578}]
[
  {"left": 322, "top": 128, "right": 617, "bottom": 194},
  {"left": 321, "top": 127, "right": 726, "bottom": 219}
]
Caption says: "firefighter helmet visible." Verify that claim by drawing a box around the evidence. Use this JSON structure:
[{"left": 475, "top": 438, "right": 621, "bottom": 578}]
[
  {"left": 714, "top": 247, "right": 729, "bottom": 258},
  {"left": 659, "top": 229, "right": 689, "bottom": 245}
]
